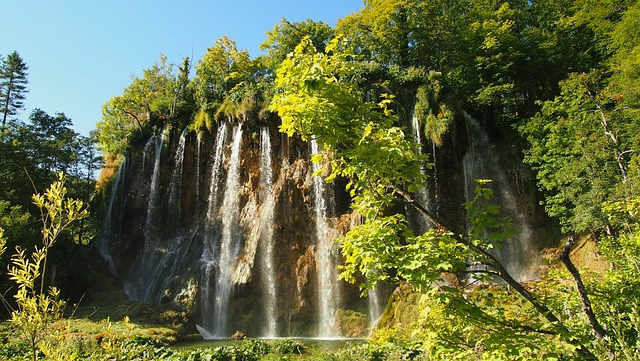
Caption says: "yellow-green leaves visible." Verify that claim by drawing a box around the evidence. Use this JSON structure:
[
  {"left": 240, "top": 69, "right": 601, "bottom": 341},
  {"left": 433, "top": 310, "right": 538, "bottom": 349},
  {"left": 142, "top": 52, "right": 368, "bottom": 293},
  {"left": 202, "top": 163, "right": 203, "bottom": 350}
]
[
  {"left": 34, "top": 173, "right": 89, "bottom": 251},
  {"left": 0, "top": 227, "right": 5, "bottom": 259},
  {"left": 5, "top": 173, "right": 88, "bottom": 361},
  {"left": 340, "top": 214, "right": 468, "bottom": 295}
]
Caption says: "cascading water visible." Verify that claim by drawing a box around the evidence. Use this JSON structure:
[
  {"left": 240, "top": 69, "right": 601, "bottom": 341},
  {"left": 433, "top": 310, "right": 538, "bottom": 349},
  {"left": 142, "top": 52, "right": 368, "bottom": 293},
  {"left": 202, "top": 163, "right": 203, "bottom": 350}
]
[
  {"left": 168, "top": 128, "right": 187, "bottom": 223},
  {"left": 107, "top": 122, "right": 387, "bottom": 339},
  {"left": 207, "top": 122, "right": 229, "bottom": 219},
  {"left": 196, "top": 133, "right": 202, "bottom": 204},
  {"left": 408, "top": 113, "right": 431, "bottom": 233},
  {"left": 126, "top": 127, "right": 168, "bottom": 302},
  {"left": 462, "top": 114, "right": 537, "bottom": 280},
  {"left": 311, "top": 139, "right": 340, "bottom": 338},
  {"left": 212, "top": 124, "right": 244, "bottom": 337},
  {"left": 367, "top": 286, "right": 383, "bottom": 334},
  {"left": 259, "top": 126, "right": 278, "bottom": 337},
  {"left": 199, "top": 122, "right": 230, "bottom": 336},
  {"left": 200, "top": 124, "right": 244, "bottom": 339},
  {"left": 99, "top": 158, "right": 126, "bottom": 276}
]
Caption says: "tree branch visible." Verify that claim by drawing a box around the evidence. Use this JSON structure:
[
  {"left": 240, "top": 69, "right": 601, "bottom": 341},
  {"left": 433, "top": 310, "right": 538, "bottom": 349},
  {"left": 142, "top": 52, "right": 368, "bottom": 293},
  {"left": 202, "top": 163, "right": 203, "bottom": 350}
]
[
  {"left": 560, "top": 235, "right": 615, "bottom": 360},
  {"left": 395, "top": 187, "right": 598, "bottom": 359}
]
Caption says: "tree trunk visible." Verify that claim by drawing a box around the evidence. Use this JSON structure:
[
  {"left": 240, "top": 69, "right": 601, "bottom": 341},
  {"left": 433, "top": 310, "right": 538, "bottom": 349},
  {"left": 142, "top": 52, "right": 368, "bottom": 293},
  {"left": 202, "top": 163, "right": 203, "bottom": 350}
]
[{"left": 560, "top": 236, "right": 615, "bottom": 360}]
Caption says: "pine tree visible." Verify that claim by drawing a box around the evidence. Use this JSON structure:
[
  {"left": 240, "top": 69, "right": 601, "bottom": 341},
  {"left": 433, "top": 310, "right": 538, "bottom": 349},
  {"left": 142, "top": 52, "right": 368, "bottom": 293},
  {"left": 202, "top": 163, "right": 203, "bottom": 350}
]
[{"left": 0, "top": 51, "right": 29, "bottom": 127}]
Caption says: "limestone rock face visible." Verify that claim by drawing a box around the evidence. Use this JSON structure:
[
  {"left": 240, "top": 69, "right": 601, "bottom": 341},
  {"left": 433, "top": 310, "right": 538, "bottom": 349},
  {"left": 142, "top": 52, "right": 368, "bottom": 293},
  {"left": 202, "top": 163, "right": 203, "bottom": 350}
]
[
  {"left": 101, "top": 112, "right": 546, "bottom": 338},
  {"left": 101, "top": 121, "right": 369, "bottom": 338}
]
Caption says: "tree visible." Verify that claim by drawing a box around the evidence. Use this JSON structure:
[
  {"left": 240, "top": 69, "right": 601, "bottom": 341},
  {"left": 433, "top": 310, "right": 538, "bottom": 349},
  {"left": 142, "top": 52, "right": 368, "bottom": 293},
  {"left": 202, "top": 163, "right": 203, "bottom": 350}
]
[
  {"left": 270, "top": 36, "right": 599, "bottom": 359},
  {"left": 97, "top": 55, "right": 183, "bottom": 157},
  {"left": 194, "top": 36, "right": 251, "bottom": 109},
  {"left": 520, "top": 2, "right": 640, "bottom": 234},
  {"left": 0, "top": 51, "right": 29, "bottom": 127},
  {"left": 260, "top": 18, "right": 334, "bottom": 71}
]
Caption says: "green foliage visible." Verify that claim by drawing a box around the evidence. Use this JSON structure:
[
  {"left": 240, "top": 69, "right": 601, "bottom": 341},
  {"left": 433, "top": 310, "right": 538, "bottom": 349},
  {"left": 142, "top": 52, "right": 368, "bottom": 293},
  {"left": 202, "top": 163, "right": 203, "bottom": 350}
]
[
  {"left": 260, "top": 18, "right": 334, "bottom": 71},
  {"left": 465, "top": 180, "right": 518, "bottom": 248},
  {"left": 521, "top": 68, "right": 640, "bottom": 233},
  {"left": 97, "top": 55, "right": 190, "bottom": 157},
  {"left": 5, "top": 173, "right": 88, "bottom": 361},
  {"left": 194, "top": 36, "right": 251, "bottom": 109}
]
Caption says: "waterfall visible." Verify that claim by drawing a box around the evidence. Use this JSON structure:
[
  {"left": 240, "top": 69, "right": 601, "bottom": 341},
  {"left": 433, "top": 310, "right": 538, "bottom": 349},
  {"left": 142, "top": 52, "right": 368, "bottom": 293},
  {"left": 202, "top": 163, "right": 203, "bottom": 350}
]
[
  {"left": 207, "top": 122, "right": 229, "bottom": 220},
  {"left": 196, "top": 133, "right": 202, "bottom": 204},
  {"left": 99, "top": 158, "right": 126, "bottom": 276},
  {"left": 168, "top": 128, "right": 187, "bottom": 225},
  {"left": 145, "top": 129, "right": 165, "bottom": 240},
  {"left": 212, "top": 124, "right": 244, "bottom": 338},
  {"left": 200, "top": 124, "right": 244, "bottom": 338},
  {"left": 408, "top": 112, "right": 431, "bottom": 233},
  {"left": 125, "top": 127, "right": 168, "bottom": 302},
  {"left": 367, "top": 286, "right": 383, "bottom": 334},
  {"left": 462, "top": 114, "right": 537, "bottom": 280},
  {"left": 259, "top": 127, "right": 278, "bottom": 337},
  {"left": 199, "top": 122, "right": 230, "bottom": 336},
  {"left": 311, "top": 139, "right": 340, "bottom": 338}
]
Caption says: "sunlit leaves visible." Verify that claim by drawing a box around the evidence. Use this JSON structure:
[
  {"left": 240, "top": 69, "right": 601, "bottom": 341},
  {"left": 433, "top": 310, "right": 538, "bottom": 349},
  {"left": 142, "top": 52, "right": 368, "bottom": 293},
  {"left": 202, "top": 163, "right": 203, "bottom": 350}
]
[
  {"left": 465, "top": 180, "right": 517, "bottom": 248},
  {"left": 339, "top": 214, "right": 467, "bottom": 294},
  {"left": 6, "top": 174, "right": 87, "bottom": 360},
  {"left": 0, "top": 227, "right": 5, "bottom": 259},
  {"left": 194, "top": 36, "right": 251, "bottom": 108}
]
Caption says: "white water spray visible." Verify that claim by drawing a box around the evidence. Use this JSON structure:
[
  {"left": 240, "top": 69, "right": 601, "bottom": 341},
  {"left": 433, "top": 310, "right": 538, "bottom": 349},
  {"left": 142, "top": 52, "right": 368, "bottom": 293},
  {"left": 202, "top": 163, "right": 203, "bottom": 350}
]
[
  {"left": 311, "top": 139, "right": 340, "bottom": 338},
  {"left": 168, "top": 128, "right": 187, "bottom": 223},
  {"left": 210, "top": 124, "right": 244, "bottom": 338},
  {"left": 259, "top": 127, "right": 278, "bottom": 337}
]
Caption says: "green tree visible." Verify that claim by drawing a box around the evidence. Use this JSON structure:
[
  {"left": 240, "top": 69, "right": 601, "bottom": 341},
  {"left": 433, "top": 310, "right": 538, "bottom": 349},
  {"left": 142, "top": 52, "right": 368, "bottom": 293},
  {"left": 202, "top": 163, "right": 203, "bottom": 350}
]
[
  {"left": 193, "top": 36, "right": 251, "bottom": 110},
  {"left": 96, "top": 55, "right": 185, "bottom": 156},
  {"left": 270, "top": 37, "right": 598, "bottom": 359},
  {"left": 0, "top": 51, "right": 29, "bottom": 127},
  {"left": 260, "top": 18, "right": 334, "bottom": 71},
  {"left": 521, "top": 2, "right": 640, "bottom": 233}
]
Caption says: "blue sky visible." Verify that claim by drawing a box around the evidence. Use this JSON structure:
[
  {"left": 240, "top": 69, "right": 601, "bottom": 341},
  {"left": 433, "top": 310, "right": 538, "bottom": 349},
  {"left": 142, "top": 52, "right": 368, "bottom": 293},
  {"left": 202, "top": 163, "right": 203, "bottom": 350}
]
[{"left": 1, "top": 1, "right": 363, "bottom": 136}]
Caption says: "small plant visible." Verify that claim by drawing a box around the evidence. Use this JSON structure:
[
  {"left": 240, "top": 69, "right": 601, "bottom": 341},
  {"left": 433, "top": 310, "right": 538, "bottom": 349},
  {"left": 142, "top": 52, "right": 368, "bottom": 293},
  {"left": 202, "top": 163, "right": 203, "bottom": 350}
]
[{"left": 5, "top": 173, "right": 89, "bottom": 361}]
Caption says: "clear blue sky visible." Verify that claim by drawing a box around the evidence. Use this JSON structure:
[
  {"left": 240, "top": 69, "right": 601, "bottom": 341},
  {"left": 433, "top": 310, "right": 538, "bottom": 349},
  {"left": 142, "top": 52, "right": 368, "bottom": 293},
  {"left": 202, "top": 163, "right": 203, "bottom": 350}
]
[{"left": 1, "top": 1, "right": 363, "bottom": 136}]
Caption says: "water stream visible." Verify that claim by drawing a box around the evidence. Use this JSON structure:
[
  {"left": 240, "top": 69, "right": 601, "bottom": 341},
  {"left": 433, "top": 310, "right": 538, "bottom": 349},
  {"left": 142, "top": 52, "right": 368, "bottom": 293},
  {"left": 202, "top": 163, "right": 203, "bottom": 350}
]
[
  {"left": 169, "top": 128, "right": 187, "bottom": 225},
  {"left": 462, "top": 114, "right": 537, "bottom": 281},
  {"left": 199, "top": 122, "right": 231, "bottom": 337},
  {"left": 259, "top": 127, "right": 278, "bottom": 337},
  {"left": 208, "top": 124, "right": 244, "bottom": 338},
  {"left": 126, "top": 127, "right": 168, "bottom": 302},
  {"left": 310, "top": 139, "right": 340, "bottom": 338},
  {"left": 99, "top": 158, "right": 126, "bottom": 276}
]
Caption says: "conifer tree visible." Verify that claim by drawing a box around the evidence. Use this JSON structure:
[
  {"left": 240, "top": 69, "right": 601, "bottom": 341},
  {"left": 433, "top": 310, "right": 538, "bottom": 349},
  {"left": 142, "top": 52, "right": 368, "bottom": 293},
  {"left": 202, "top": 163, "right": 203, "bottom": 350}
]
[{"left": 0, "top": 51, "right": 29, "bottom": 127}]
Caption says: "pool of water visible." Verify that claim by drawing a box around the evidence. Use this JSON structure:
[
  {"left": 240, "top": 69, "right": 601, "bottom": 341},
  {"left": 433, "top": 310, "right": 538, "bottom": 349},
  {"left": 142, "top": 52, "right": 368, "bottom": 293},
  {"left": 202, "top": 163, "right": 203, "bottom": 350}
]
[{"left": 173, "top": 337, "right": 365, "bottom": 353}]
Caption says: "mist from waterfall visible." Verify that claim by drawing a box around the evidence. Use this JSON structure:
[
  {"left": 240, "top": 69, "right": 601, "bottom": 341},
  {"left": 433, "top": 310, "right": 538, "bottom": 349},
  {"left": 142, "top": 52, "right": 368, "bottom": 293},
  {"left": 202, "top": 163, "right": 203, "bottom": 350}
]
[
  {"left": 311, "top": 139, "right": 340, "bottom": 338},
  {"left": 462, "top": 114, "right": 537, "bottom": 280}
]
